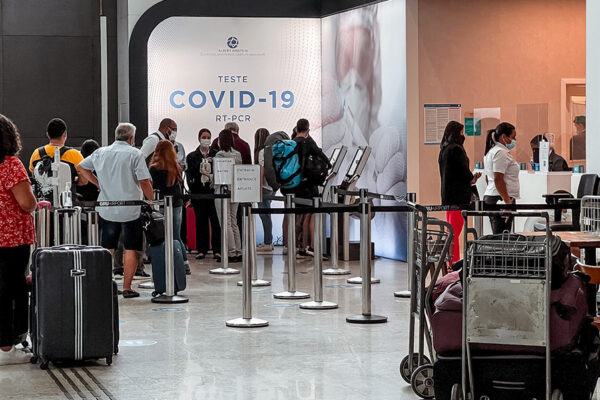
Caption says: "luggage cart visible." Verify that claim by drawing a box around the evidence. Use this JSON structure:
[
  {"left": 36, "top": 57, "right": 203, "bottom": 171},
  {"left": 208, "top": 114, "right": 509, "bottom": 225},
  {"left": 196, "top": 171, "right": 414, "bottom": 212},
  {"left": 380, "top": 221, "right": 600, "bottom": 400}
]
[
  {"left": 400, "top": 204, "right": 454, "bottom": 399},
  {"left": 580, "top": 195, "right": 600, "bottom": 233},
  {"left": 451, "top": 211, "right": 562, "bottom": 400}
]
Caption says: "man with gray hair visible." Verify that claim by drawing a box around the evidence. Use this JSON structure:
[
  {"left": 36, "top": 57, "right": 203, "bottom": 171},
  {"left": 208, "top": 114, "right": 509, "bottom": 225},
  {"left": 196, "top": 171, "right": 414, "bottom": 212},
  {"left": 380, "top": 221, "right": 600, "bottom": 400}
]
[
  {"left": 210, "top": 121, "right": 251, "bottom": 164},
  {"left": 79, "top": 123, "right": 154, "bottom": 298}
]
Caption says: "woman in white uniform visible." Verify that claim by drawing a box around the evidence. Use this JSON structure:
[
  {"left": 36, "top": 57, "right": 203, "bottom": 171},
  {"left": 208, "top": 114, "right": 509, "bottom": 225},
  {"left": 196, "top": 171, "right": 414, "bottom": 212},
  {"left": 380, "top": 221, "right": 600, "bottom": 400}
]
[{"left": 483, "top": 122, "right": 518, "bottom": 234}]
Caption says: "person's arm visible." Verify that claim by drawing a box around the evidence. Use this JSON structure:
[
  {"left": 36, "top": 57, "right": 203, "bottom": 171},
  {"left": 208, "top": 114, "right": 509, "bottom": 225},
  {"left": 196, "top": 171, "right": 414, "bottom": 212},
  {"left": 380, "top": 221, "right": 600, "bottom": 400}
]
[
  {"left": 449, "top": 146, "right": 474, "bottom": 185},
  {"left": 11, "top": 181, "right": 37, "bottom": 213},
  {"left": 29, "top": 149, "right": 39, "bottom": 173},
  {"left": 493, "top": 172, "right": 512, "bottom": 204},
  {"left": 140, "top": 136, "right": 156, "bottom": 159},
  {"left": 140, "top": 179, "right": 154, "bottom": 200},
  {"left": 78, "top": 167, "right": 99, "bottom": 188}
]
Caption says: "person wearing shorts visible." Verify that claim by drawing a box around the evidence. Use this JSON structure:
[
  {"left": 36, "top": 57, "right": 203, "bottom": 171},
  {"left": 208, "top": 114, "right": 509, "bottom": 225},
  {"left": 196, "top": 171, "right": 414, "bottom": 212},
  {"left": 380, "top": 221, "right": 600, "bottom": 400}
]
[{"left": 78, "top": 123, "right": 154, "bottom": 298}]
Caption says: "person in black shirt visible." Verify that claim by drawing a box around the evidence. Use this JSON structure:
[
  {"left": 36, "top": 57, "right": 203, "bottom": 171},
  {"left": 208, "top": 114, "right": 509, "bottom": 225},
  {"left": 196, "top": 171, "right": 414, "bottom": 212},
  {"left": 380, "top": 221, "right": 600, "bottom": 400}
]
[
  {"left": 186, "top": 128, "right": 221, "bottom": 261},
  {"left": 438, "top": 121, "right": 481, "bottom": 263},
  {"left": 77, "top": 139, "right": 100, "bottom": 201},
  {"left": 149, "top": 140, "right": 190, "bottom": 272}
]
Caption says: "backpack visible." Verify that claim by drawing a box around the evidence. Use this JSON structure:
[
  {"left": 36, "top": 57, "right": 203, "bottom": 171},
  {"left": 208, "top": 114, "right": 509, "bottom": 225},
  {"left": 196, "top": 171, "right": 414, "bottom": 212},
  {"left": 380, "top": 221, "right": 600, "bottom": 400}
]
[
  {"left": 272, "top": 140, "right": 302, "bottom": 189},
  {"left": 32, "top": 146, "right": 73, "bottom": 203},
  {"left": 302, "top": 151, "right": 331, "bottom": 186}
]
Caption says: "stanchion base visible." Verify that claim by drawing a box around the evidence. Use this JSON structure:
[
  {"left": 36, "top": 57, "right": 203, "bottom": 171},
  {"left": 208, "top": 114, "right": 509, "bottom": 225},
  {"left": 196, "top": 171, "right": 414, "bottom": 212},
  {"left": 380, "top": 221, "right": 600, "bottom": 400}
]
[
  {"left": 346, "top": 314, "right": 388, "bottom": 324},
  {"left": 226, "top": 317, "right": 269, "bottom": 328},
  {"left": 138, "top": 282, "right": 155, "bottom": 290},
  {"left": 347, "top": 277, "right": 381, "bottom": 284},
  {"left": 273, "top": 291, "right": 310, "bottom": 300},
  {"left": 299, "top": 300, "right": 338, "bottom": 310},
  {"left": 322, "top": 268, "right": 351, "bottom": 275},
  {"left": 151, "top": 295, "right": 189, "bottom": 304},
  {"left": 394, "top": 290, "right": 411, "bottom": 298},
  {"left": 237, "top": 279, "right": 271, "bottom": 287},
  {"left": 210, "top": 268, "right": 240, "bottom": 275}
]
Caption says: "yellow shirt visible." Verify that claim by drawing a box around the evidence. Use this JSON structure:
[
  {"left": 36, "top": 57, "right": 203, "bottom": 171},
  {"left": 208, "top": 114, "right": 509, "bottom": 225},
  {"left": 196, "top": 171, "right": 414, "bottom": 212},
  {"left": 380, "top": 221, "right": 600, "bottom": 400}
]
[{"left": 29, "top": 144, "right": 84, "bottom": 173}]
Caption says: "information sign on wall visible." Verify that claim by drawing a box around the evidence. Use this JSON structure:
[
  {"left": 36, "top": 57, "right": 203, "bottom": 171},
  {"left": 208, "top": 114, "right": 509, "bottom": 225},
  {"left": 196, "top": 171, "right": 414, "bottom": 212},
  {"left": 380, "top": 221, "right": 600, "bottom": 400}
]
[{"left": 424, "top": 104, "right": 462, "bottom": 144}]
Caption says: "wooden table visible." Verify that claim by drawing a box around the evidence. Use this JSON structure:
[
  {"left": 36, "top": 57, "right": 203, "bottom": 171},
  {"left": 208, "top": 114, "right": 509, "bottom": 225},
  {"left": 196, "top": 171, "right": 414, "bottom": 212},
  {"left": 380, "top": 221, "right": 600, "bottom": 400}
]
[{"left": 520, "top": 231, "right": 600, "bottom": 265}]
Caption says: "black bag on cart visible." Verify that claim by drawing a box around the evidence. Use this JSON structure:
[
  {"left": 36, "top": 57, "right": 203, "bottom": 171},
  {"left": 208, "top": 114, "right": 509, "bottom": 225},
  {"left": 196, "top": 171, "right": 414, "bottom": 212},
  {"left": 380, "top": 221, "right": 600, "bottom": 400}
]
[{"left": 30, "top": 245, "right": 115, "bottom": 369}]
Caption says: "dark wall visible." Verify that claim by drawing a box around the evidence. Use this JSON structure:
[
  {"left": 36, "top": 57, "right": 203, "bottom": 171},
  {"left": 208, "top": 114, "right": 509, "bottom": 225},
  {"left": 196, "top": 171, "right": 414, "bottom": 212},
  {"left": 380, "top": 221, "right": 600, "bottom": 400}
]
[{"left": 0, "top": 0, "right": 118, "bottom": 165}]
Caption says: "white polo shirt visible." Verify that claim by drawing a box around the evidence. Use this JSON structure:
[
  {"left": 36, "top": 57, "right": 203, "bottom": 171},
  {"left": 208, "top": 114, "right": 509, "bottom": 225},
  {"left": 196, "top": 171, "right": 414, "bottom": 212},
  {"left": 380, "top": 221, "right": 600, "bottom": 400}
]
[{"left": 483, "top": 143, "right": 520, "bottom": 199}]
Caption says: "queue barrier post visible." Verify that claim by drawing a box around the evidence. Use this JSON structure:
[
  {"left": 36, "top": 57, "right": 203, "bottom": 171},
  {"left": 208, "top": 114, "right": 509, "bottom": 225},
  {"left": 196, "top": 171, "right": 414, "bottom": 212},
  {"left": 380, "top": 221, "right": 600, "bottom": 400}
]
[
  {"left": 238, "top": 206, "right": 270, "bottom": 287},
  {"left": 474, "top": 200, "right": 484, "bottom": 236},
  {"left": 323, "top": 186, "right": 350, "bottom": 275},
  {"left": 347, "top": 192, "right": 380, "bottom": 285},
  {"left": 347, "top": 189, "right": 387, "bottom": 324},
  {"left": 152, "top": 196, "right": 188, "bottom": 304},
  {"left": 300, "top": 198, "right": 338, "bottom": 310},
  {"left": 274, "top": 194, "right": 310, "bottom": 300},
  {"left": 226, "top": 204, "right": 269, "bottom": 328},
  {"left": 211, "top": 186, "right": 240, "bottom": 275},
  {"left": 395, "top": 192, "right": 416, "bottom": 298}
]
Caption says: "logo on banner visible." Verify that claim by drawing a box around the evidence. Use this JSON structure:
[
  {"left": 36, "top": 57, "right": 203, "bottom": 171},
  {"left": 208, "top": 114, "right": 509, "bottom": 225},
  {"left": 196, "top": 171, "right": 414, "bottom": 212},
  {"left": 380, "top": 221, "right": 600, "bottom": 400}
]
[{"left": 227, "top": 37, "right": 239, "bottom": 49}]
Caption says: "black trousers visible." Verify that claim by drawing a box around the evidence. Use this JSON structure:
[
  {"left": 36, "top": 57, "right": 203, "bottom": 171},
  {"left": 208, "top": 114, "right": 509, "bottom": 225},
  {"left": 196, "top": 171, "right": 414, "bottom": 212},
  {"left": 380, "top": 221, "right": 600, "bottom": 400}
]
[
  {"left": 193, "top": 199, "right": 221, "bottom": 255},
  {"left": 483, "top": 195, "right": 514, "bottom": 234},
  {"left": 0, "top": 244, "right": 30, "bottom": 347}
]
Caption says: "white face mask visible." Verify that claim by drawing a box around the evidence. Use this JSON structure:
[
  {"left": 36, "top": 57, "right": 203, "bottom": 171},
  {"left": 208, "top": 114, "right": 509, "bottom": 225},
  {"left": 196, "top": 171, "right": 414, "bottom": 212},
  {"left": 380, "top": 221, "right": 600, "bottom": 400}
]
[
  {"left": 169, "top": 129, "right": 177, "bottom": 141},
  {"left": 200, "top": 138, "right": 211, "bottom": 147},
  {"left": 339, "top": 69, "right": 370, "bottom": 147}
]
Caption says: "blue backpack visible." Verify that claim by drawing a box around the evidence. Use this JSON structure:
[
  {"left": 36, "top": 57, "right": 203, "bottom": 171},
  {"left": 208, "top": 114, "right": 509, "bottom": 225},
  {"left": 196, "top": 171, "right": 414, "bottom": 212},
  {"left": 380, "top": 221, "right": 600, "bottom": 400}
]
[{"left": 272, "top": 140, "right": 301, "bottom": 189}]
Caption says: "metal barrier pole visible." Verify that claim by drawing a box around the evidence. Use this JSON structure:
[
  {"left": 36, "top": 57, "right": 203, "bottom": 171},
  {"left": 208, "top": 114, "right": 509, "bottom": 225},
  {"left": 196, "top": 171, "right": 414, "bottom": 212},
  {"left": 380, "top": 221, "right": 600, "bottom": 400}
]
[
  {"left": 211, "top": 186, "right": 239, "bottom": 274},
  {"left": 474, "top": 200, "right": 484, "bottom": 236},
  {"left": 347, "top": 192, "right": 380, "bottom": 284},
  {"left": 238, "top": 206, "right": 271, "bottom": 287},
  {"left": 395, "top": 192, "right": 416, "bottom": 298},
  {"left": 87, "top": 211, "right": 100, "bottom": 246},
  {"left": 323, "top": 186, "right": 350, "bottom": 275},
  {"left": 347, "top": 189, "right": 387, "bottom": 324},
  {"left": 274, "top": 194, "right": 310, "bottom": 299},
  {"left": 62, "top": 209, "right": 73, "bottom": 244},
  {"left": 152, "top": 196, "right": 188, "bottom": 304},
  {"left": 301, "top": 198, "right": 338, "bottom": 310},
  {"left": 227, "top": 204, "right": 268, "bottom": 327},
  {"left": 73, "top": 206, "right": 82, "bottom": 245}
]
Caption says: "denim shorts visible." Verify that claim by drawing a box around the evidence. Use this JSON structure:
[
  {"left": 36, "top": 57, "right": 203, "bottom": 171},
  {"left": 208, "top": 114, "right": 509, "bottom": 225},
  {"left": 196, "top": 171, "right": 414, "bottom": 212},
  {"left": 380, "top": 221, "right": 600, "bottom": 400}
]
[{"left": 100, "top": 217, "right": 143, "bottom": 251}]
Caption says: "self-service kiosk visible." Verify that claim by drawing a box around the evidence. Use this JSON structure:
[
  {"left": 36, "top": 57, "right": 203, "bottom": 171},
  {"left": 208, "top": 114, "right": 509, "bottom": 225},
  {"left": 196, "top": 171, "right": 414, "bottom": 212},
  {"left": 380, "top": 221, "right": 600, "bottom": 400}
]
[
  {"left": 321, "top": 146, "right": 347, "bottom": 202},
  {"left": 337, "top": 146, "right": 373, "bottom": 261}
]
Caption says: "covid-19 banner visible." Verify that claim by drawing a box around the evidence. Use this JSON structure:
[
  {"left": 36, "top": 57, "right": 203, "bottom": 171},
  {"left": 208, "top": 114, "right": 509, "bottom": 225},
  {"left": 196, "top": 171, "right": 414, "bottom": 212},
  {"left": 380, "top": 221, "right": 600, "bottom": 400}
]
[{"left": 147, "top": 17, "right": 322, "bottom": 153}]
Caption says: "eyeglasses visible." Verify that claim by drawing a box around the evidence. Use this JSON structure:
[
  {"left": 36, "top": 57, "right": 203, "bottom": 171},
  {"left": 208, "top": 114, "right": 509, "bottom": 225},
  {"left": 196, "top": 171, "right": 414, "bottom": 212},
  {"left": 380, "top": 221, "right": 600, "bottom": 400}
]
[{"left": 170, "top": 126, "right": 177, "bottom": 131}]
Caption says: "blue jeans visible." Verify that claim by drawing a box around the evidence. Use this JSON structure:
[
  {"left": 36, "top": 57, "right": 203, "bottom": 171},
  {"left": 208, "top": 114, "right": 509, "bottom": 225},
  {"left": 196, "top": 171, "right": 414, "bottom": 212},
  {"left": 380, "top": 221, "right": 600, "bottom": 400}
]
[
  {"left": 258, "top": 188, "right": 273, "bottom": 245},
  {"left": 173, "top": 206, "right": 188, "bottom": 262}
]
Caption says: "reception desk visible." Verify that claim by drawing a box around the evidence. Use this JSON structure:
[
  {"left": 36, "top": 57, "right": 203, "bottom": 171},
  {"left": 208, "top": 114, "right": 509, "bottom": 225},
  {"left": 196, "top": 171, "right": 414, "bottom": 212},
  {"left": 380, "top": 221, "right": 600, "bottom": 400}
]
[{"left": 474, "top": 170, "right": 583, "bottom": 234}]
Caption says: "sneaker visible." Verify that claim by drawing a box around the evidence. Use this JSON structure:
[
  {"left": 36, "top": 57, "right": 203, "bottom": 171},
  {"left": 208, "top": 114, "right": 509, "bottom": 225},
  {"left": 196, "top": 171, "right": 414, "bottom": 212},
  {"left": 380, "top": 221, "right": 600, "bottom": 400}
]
[
  {"left": 135, "top": 270, "right": 151, "bottom": 278},
  {"left": 184, "top": 261, "right": 191, "bottom": 275},
  {"left": 113, "top": 268, "right": 124, "bottom": 276},
  {"left": 0, "top": 347, "right": 31, "bottom": 365},
  {"left": 297, "top": 249, "right": 309, "bottom": 258},
  {"left": 122, "top": 289, "right": 140, "bottom": 298},
  {"left": 305, "top": 247, "right": 315, "bottom": 257},
  {"left": 256, "top": 243, "right": 274, "bottom": 253},
  {"left": 228, "top": 255, "right": 243, "bottom": 263},
  {"left": 195, "top": 253, "right": 206, "bottom": 260}
]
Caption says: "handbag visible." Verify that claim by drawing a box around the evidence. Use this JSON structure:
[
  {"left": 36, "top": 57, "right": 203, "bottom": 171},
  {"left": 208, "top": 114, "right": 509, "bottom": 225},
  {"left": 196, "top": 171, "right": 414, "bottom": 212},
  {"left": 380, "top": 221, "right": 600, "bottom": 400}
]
[{"left": 141, "top": 206, "right": 165, "bottom": 246}]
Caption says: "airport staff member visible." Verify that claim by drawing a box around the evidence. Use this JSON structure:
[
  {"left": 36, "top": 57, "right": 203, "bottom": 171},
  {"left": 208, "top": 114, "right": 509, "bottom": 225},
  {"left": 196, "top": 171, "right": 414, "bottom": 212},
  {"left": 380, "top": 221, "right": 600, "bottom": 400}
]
[{"left": 483, "top": 122, "right": 519, "bottom": 234}]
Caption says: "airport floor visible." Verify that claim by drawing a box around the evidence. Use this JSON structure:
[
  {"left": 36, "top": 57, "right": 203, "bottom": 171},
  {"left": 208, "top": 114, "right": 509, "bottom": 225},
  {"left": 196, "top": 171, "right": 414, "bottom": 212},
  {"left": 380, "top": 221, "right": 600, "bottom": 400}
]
[{"left": 4, "top": 249, "right": 600, "bottom": 400}]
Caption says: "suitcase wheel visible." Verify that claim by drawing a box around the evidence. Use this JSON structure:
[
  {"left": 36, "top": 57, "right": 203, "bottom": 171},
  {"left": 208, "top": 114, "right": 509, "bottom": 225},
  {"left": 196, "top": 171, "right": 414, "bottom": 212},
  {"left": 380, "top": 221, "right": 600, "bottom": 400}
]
[
  {"left": 399, "top": 354, "right": 431, "bottom": 383},
  {"left": 410, "top": 364, "right": 435, "bottom": 399},
  {"left": 114, "top": 346, "right": 119, "bottom": 355},
  {"left": 21, "top": 340, "right": 29, "bottom": 349},
  {"left": 40, "top": 360, "right": 49, "bottom": 370},
  {"left": 106, "top": 356, "right": 112, "bottom": 366},
  {"left": 30, "top": 355, "right": 38, "bottom": 364}
]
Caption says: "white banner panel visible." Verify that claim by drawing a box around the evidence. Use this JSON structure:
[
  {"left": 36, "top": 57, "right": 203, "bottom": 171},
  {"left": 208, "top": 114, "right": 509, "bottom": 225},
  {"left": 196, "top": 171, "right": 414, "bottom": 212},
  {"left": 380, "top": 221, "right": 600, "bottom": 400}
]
[{"left": 147, "top": 17, "right": 322, "bottom": 155}]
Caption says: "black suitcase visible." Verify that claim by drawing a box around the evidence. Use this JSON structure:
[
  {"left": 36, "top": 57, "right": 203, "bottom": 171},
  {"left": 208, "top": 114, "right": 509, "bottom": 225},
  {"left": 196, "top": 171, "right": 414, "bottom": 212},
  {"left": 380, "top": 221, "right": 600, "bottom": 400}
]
[
  {"left": 31, "top": 245, "right": 114, "bottom": 369},
  {"left": 112, "top": 280, "right": 119, "bottom": 355}
]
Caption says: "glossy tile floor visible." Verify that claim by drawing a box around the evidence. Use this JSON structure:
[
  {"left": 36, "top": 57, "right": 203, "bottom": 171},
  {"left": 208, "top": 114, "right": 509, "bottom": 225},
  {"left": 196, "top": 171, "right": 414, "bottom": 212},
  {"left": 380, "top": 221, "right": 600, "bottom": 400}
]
[{"left": 4, "top": 249, "right": 598, "bottom": 399}]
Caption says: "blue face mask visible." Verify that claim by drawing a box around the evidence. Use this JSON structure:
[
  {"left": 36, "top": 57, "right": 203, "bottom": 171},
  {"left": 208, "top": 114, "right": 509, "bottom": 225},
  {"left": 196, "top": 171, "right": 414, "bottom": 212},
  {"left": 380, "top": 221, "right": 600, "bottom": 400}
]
[{"left": 505, "top": 139, "right": 517, "bottom": 150}]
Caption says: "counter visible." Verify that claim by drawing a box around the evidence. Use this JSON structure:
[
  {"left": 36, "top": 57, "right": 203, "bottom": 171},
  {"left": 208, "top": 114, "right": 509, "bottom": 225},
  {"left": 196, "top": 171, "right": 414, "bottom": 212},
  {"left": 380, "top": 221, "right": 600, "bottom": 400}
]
[{"left": 474, "top": 169, "right": 584, "bottom": 234}]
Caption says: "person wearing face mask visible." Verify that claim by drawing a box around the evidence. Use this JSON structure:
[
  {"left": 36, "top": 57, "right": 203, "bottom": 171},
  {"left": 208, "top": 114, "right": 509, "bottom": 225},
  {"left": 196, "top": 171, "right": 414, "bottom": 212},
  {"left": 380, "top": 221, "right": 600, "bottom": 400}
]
[
  {"left": 141, "top": 118, "right": 178, "bottom": 165},
  {"left": 438, "top": 121, "right": 481, "bottom": 263},
  {"left": 186, "top": 129, "right": 221, "bottom": 262},
  {"left": 483, "top": 122, "right": 519, "bottom": 234}
]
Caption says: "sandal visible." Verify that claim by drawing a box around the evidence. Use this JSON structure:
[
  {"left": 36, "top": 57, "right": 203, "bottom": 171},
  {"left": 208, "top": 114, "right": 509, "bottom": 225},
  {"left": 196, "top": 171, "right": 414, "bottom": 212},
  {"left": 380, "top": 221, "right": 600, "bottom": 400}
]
[{"left": 122, "top": 289, "right": 140, "bottom": 298}]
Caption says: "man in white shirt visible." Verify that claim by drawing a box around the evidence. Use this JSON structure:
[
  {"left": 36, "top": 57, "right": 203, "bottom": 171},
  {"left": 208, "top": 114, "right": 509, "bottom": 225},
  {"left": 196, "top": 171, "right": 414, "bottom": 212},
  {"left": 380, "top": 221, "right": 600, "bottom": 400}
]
[
  {"left": 79, "top": 123, "right": 154, "bottom": 298},
  {"left": 141, "top": 118, "right": 178, "bottom": 164}
]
